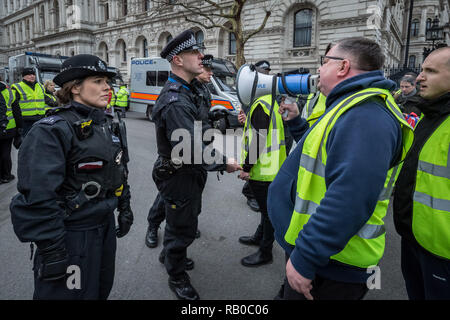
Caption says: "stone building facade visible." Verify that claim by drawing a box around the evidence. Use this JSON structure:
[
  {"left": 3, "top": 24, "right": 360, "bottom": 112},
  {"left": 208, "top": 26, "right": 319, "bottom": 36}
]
[{"left": 1, "top": 0, "right": 449, "bottom": 82}]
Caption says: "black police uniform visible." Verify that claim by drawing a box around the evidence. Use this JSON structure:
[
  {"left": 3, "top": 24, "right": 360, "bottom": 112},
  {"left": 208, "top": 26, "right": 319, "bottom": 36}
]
[
  {"left": 152, "top": 73, "right": 226, "bottom": 283},
  {"left": 10, "top": 101, "right": 131, "bottom": 300},
  {"left": 145, "top": 62, "right": 215, "bottom": 245}
]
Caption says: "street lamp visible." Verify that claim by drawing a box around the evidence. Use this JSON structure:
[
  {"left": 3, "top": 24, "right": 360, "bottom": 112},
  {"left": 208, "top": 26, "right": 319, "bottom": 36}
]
[{"left": 424, "top": 16, "right": 444, "bottom": 60}]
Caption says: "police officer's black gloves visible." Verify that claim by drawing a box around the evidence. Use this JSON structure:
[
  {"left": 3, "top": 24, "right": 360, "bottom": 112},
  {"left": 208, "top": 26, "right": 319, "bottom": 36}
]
[
  {"left": 36, "top": 242, "right": 69, "bottom": 282},
  {"left": 116, "top": 208, "right": 133, "bottom": 238},
  {"left": 0, "top": 121, "right": 7, "bottom": 135},
  {"left": 208, "top": 109, "right": 228, "bottom": 122},
  {"left": 13, "top": 133, "right": 23, "bottom": 149}
]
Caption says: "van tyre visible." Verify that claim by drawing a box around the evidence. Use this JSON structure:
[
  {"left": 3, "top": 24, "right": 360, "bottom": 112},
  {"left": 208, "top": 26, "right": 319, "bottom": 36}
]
[{"left": 146, "top": 105, "right": 154, "bottom": 122}]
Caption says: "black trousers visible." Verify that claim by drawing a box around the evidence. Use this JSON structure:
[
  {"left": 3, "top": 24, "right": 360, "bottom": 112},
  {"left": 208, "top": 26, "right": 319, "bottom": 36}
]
[
  {"left": 401, "top": 238, "right": 450, "bottom": 300},
  {"left": 33, "top": 213, "right": 117, "bottom": 300},
  {"left": 0, "top": 137, "right": 13, "bottom": 180},
  {"left": 248, "top": 180, "right": 274, "bottom": 253},
  {"left": 154, "top": 167, "right": 207, "bottom": 279},
  {"left": 147, "top": 192, "right": 166, "bottom": 227},
  {"left": 281, "top": 254, "right": 368, "bottom": 300}
]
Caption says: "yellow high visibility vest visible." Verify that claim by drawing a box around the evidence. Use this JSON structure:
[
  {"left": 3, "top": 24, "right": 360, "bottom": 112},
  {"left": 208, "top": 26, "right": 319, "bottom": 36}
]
[
  {"left": 240, "top": 95, "right": 286, "bottom": 182},
  {"left": 1, "top": 87, "right": 16, "bottom": 130},
  {"left": 11, "top": 81, "right": 46, "bottom": 118},
  {"left": 412, "top": 114, "right": 450, "bottom": 259},
  {"left": 285, "top": 88, "right": 414, "bottom": 268},
  {"left": 303, "top": 92, "right": 326, "bottom": 125},
  {"left": 115, "top": 86, "right": 128, "bottom": 108}
]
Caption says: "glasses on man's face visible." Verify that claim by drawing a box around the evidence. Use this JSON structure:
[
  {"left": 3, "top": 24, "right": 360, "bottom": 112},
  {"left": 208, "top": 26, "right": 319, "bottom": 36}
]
[{"left": 320, "top": 55, "right": 345, "bottom": 66}]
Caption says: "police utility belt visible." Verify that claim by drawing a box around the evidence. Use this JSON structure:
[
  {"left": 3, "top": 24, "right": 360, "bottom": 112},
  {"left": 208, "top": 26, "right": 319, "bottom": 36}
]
[{"left": 154, "top": 156, "right": 183, "bottom": 180}]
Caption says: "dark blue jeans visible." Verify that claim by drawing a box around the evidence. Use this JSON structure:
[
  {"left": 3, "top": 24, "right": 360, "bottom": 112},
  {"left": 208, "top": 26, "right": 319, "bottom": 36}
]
[{"left": 401, "top": 238, "right": 450, "bottom": 300}]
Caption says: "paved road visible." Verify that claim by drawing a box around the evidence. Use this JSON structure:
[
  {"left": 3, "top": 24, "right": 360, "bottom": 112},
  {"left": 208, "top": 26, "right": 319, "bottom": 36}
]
[{"left": 0, "top": 111, "right": 408, "bottom": 300}]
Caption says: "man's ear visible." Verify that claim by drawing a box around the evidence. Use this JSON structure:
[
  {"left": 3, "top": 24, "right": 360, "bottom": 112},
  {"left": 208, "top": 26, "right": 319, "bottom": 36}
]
[
  {"left": 337, "top": 60, "right": 351, "bottom": 77},
  {"left": 172, "top": 54, "right": 183, "bottom": 67}
]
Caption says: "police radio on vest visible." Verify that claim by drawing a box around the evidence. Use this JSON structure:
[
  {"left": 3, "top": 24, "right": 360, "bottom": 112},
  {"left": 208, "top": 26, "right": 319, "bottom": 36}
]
[{"left": 236, "top": 64, "right": 319, "bottom": 108}]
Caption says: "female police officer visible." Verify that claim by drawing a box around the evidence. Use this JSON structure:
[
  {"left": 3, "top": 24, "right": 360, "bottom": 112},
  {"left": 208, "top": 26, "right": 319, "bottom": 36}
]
[{"left": 10, "top": 54, "right": 133, "bottom": 300}]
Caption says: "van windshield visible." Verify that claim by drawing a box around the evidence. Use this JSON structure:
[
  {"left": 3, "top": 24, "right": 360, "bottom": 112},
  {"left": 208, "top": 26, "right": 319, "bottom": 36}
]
[
  {"left": 214, "top": 74, "right": 236, "bottom": 93},
  {"left": 40, "top": 71, "right": 58, "bottom": 83}
]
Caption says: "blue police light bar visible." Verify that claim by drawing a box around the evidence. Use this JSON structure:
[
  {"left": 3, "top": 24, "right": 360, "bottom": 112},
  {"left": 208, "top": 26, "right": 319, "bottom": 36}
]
[{"left": 24, "top": 51, "right": 69, "bottom": 59}]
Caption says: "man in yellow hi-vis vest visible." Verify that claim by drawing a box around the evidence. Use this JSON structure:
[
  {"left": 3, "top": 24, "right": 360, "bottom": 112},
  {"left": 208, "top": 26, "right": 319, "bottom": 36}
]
[
  {"left": 267, "top": 37, "right": 414, "bottom": 300},
  {"left": 393, "top": 47, "right": 450, "bottom": 300},
  {"left": 238, "top": 94, "right": 287, "bottom": 267},
  {"left": 115, "top": 84, "right": 129, "bottom": 118},
  {"left": 0, "top": 79, "right": 23, "bottom": 183},
  {"left": 11, "top": 68, "right": 56, "bottom": 136}
]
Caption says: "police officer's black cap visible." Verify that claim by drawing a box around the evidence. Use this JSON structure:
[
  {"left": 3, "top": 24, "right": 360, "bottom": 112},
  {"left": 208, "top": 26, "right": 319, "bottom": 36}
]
[
  {"left": 255, "top": 60, "right": 271, "bottom": 71},
  {"left": 53, "top": 54, "right": 116, "bottom": 87},
  {"left": 22, "top": 67, "right": 36, "bottom": 76},
  {"left": 160, "top": 30, "right": 205, "bottom": 62},
  {"left": 202, "top": 55, "right": 214, "bottom": 68}
]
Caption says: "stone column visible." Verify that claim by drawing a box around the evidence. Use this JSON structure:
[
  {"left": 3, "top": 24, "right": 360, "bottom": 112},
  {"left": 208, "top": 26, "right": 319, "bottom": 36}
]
[{"left": 419, "top": 7, "right": 427, "bottom": 37}]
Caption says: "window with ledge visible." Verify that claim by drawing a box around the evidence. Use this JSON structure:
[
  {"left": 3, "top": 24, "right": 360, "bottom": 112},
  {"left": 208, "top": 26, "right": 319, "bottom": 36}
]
[
  {"left": 195, "top": 30, "right": 204, "bottom": 47},
  {"left": 294, "top": 9, "right": 312, "bottom": 47},
  {"left": 408, "top": 55, "right": 416, "bottom": 68},
  {"left": 410, "top": 19, "right": 419, "bottom": 37},
  {"left": 229, "top": 32, "right": 236, "bottom": 55}
]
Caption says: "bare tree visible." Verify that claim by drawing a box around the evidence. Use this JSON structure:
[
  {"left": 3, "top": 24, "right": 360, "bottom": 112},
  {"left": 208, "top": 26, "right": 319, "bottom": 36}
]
[{"left": 153, "top": 0, "right": 276, "bottom": 68}]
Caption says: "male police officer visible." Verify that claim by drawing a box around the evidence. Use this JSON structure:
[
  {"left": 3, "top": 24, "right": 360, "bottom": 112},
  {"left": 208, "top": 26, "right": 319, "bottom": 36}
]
[
  {"left": 152, "top": 30, "right": 241, "bottom": 300},
  {"left": 144, "top": 54, "right": 215, "bottom": 249},
  {"left": 11, "top": 68, "right": 57, "bottom": 136},
  {"left": 115, "top": 83, "right": 129, "bottom": 117}
]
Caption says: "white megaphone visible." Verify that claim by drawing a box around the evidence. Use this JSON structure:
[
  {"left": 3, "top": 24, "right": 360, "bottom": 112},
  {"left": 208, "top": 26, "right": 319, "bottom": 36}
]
[{"left": 236, "top": 64, "right": 319, "bottom": 108}]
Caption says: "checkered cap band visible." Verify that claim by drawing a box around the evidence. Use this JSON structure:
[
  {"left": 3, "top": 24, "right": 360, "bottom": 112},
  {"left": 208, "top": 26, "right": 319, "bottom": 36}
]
[{"left": 166, "top": 35, "right": 197, "bottom": 61}]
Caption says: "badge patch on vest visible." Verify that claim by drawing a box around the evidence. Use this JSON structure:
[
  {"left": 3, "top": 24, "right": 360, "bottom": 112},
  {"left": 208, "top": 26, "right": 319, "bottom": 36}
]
[
  {"left": 77, "top": 160, "right": 104, "bottom": 171},
  {"left": 112, "top": 134, "right": 120, "bottom": 143}
]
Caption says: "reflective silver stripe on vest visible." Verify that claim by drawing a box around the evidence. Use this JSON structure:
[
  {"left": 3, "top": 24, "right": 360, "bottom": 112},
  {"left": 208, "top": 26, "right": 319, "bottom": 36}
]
[
  {"left": 417, "top": 146, "right": 450, "bottom": 179},
  {"left": 357, "top": 224, "right": 385, "bottom": 239},
  {"left": 414, "top": 191, "right": 450, "bottom": 212},
  {"left": 14, "top": 83, "right": 29, "bottom": 102},
  {"left": 294, "top": 193, "right": 319, "bottom": 215},
  {"left": 7, "top": 88, "right": 13, "bottom": 107},
  {"left": 299, "top": 153, "right": 325, "bottom": 177},
  {"left": 306, "top": 93, "right": 320, "bottom": 118},
  {"left": 378, "top": 165, "right": 399, "bottom": 201}
]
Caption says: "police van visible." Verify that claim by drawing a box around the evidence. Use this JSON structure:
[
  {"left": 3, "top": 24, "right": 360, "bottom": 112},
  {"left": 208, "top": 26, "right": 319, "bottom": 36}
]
[{"left": 129, "top": 57, "right": 242, "bottom": 132}]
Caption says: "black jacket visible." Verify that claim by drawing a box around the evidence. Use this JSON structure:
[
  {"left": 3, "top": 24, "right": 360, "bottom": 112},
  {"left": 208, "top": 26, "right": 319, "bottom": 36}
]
[
  {"left": 152, "top": 73, "right": 227, "bottom": 171},
  {"left": 393, "top": 93, "right": 450, "bottom": 247},
  {"left": 395, "top": 90, "right": 423, "bottom": 116},
  {"left": 10, "top": 101, "right": 130, "bottom": 251}
]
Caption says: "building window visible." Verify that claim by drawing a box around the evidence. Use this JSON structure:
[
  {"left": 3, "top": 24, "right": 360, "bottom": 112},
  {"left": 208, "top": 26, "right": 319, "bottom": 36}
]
[
  {"left": 144, "top": 0, "right": 151, "bottom": 11},
  {"left": 408, "top": 55, "right": 416, "bottom": 68},
  {"left": 53, "top": 0, "right": 60, "bottom": 29},
  {"left": 195, "top": 30, "right": 204, "bottom": 47},
  {"left": 143, "top": 39, "right": 148, "bottom": 57},
  {"left": 229, "top": 32, "right": 236, "bottom": 55},
  {"left": 426, "top": 18, "right": 432, "bottom": 32},
  {"left": 122, "top": 0, "right": 128, "bottom": 17},
  {"left": 105, "top": 3, "right": 109, "bottom": 21},
  {"left": 166, "top": 35, "right": 172, "bottom": 44},
  {"left": 122, "top": 42, "right": 127, "bottom": 62},
  {"left": 410, "top": 19, "right": 419, "bottom": 37},
  {"left": 294, "top": 9, "right": 312, "bottom": 47}
]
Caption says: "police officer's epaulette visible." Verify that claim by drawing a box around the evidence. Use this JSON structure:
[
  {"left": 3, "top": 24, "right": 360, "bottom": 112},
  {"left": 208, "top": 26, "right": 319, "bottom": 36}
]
[
  {"left": 45, "top": 105, "right": 72, "bottom": 117},
  {"left": 37, "top": 115, "right": 65, "bottom": 125}
]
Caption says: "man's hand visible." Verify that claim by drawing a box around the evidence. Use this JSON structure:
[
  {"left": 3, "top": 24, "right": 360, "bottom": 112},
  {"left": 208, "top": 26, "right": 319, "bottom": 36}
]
[
  {"left": 279, "top": 99, "right": 300, "bottom": 121},
  {"left": 286, "top": 258, "right": 314, "bottom": 300},
  {"left": 238, "top": 109, "right": 246, "bottom": 124},
  {"left": 226, "top": 157, "right": 242, "bottom": 173},
  {"left": 238, "top": 170, "right": 250, "bottom": 181}
]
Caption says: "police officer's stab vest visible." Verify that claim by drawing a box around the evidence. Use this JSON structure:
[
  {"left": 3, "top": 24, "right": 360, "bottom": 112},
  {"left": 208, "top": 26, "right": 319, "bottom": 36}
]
[
  {"left": 12, "top": 81, "right": 46, "bottom": 118},
  {"left": 240, "top": 95, "right": 286, "bottom": 182},
  {"left": 285, "top": 88, "right": 414, "bottom": 268},
  {"left": 303, "top": 92, "right": 327, "bottom": 125},
  {"left": 412, "top": 114, "right": 450, "bottom": 259},
  {"left": 54, "top": 109, "right": 127, "bottom": 200},
  {"left": 1, "top": 87, "right": 16, "bottom": 130},
  {"left": 115, "top": 87, "right": 128, "bottom": 108}
]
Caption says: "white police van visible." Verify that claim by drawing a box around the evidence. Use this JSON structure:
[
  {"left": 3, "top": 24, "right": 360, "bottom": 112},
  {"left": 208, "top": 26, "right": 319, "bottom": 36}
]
[{"left": 129, "top": 57, "right": 242, "bottom": 132}]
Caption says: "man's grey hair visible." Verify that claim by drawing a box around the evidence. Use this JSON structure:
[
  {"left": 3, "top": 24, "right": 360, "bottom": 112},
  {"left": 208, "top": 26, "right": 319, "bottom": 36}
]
[{"left": 400, "top": 76, "right": 415, "bottom": 85}]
